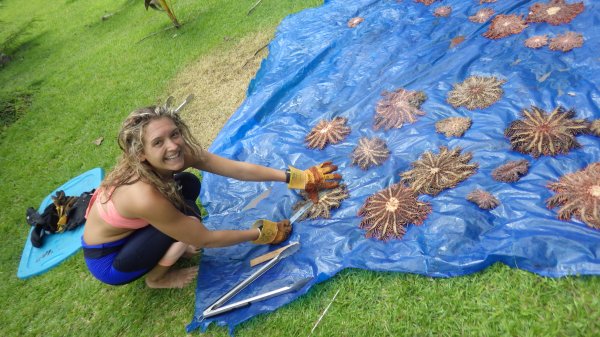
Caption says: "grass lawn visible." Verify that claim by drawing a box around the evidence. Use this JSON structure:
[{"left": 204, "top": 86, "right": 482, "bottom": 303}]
[{"left": 1, "top": 0, "right": 599, "bottom": 336}]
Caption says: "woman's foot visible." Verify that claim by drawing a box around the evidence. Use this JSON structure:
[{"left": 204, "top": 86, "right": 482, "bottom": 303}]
[
  {"left": 182, "top": 245, "right": 201, "bottom": 259},
  {"left": 145, "top": 267, "right": 198, "bottom": 289}
]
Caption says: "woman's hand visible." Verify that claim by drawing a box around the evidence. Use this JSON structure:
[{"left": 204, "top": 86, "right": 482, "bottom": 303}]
[
  {"left": 287, "top": 161, "right": 342, "bottom": 202},
  {"left": 251, "top": 219, "right": 292, "bottom": 245}
]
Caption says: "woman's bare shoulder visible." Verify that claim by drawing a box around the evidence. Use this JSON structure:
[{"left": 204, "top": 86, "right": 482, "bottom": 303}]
[{"left": 111, "top": 180, "right": 166, "bottom": 217}]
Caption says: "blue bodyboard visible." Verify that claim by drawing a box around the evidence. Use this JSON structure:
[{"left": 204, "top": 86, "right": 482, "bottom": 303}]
[{"left": 17, "top": 167, "right": 104, "bottom": 279}]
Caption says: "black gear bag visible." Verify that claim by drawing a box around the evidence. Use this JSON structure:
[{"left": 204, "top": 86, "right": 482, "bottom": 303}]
[{"left": 25, "top": 189, "right": 95, "bottom": 248}]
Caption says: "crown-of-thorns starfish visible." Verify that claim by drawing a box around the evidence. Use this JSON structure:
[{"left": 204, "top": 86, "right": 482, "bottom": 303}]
[
  {"left": 591, "top": 120, "right": 600, "bottom": 137},
  {"left": 435, "top": 117, "right": 472, "bottom": 137},
  {"left": 450, "top": 35, "right": 466, "bottom": 48},
  {"left": 483, "top": 14, "right": 528, "bottom": 39},
  {"left": 415, "top": 0, "right": 438, "bottom": 5},
  {"left": 292, "top": 184, "right": 349, "bottom": 220},
  {"left": 447, "top": 76, "right": 505, "bottom": 110},
  {"left": 467, "top": 189, "right": 500, "bottom": 210},
  {"left": 547, "top": 162, "right": 600, "bottom": 229},
  {"left": 524, "top": 35, "right": 549, "bottom": 49},
  {"left": 549, "top": 31, "right": 584, "bottom": 52},
  {"left": 492, "top": 159, "right": 530, "bottom": 183},
  {"left": 469, "top": 8, "right": 495, "bottom": 23},
  {"left": 348, "top": 17, "right": 364, "bottom": 28},
  {"left": 400, "top": 146, "right": 478, "bottom": 196},
  {"left": 374, "top": 88, "right": 427, "bottom": 130},
  {"left": 351, "top": 137, "right": 390, "bottom": 170},
  {"left": 504, "top": 106, "right": 590, "bottom": 158},
  {"left": 434, "top": 6, "right": 452, "bottom": 17},
  {"left": 305, "top": 117, "right": 351, "bottom": 150},
  {"left": 526, "top": 0, "right": 584, "bottom": 26},
  {"left": 358, "top": 183, "right": 432, "bottom": 240}
]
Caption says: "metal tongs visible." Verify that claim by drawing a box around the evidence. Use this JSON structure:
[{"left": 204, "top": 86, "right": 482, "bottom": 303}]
[
  {"left": 163, "top": 94, "right": 194, "bottom": 113},
  {"left": 202, "top": 242, "right": 311, "bottom": 318}
]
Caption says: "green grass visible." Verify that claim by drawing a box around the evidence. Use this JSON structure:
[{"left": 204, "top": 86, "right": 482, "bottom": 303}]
[{"left": 1, "top": 0, "right": 599, "bottom": 336}]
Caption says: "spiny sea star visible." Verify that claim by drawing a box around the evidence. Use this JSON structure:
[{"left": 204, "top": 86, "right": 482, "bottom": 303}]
[
  {"left": 483, "top": 14, "right": 528, "bottom": 39},
  {"left": 347, "top": 17, "right": 364, "bottom": 28},
  {"left": 358, "top": 183, "right": 432, "bottom": 240},
  {"left": 467, "top": 189, "right": 500, "bottom": 210},
  {"left": 351, "top": 137, "right": 390, "bottom": 170},
  {"left": 505, "top": 106, "right": 590, "bottom": 158},
  {"left": 549, "top": 31, "right": 584, "bottom": 52},
  {"left": 447, "top": 76, "right": 505, "bottom": 110},
  {"left": 450, "top": 35, "right": 465, "bottom": 48},
  {"left": 547, "top": 162, "right": 600, "bottom": 229},
  {"left": 524, "top": 35, "right": 549, "bottom": 48},
  {"left": 469, "top": 8, "right": 495, "bottom": 23},
  {"left": 526, "top": 0, "right": 584, "bottom": 26},
  {"left": 293, "top": 184, "right": 349, "bottom": 220},
  {"left": 400, "top": 146, "right": 478, "bottom": 196},
  {"left": 415, "top": 0, "right": 438, "bottom": 5},
  {"left": 434, "top": 6, "right": 452, "bottom": 17},
  {"left": 305, "top": 117, "right": 351, "bottom": 150},
  {"left": 591, "top": 120, "right": 600, "bottom": 137},
  {"left": 492, "top": 159, "right": 530, "bottom": 182},
  {"left": 435, "top": 117, "right": 472, "bottom": 137},
  {"left": 374, "top": 88, "right": 427, "bottom": 130}
]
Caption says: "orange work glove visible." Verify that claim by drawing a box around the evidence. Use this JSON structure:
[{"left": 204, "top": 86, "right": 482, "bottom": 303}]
[
  {"left": 251, "top": 219, "right": 292, "bottom": 245},
  {"left": 287, "top": 161, "right": 342, "bottom": 203}
]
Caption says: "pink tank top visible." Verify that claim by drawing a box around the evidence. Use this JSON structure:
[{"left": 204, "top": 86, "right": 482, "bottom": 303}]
[{"left": 85, "top": 188, "right": 149, "bottom": 229}]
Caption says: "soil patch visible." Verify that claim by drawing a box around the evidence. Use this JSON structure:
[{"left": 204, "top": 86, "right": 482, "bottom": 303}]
[
  {"left": 0, "top": 90, "right": 33, "bottom": 131},
  {"left": 167, "top": 30, "right": 274, "bottom": 148}
]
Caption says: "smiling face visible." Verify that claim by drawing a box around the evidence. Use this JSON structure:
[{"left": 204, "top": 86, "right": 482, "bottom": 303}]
[{"left": 140, "top": 116, "right": 186, "bottom": 177}]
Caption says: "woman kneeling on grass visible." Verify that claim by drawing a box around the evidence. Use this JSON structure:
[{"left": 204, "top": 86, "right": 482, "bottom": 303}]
[{"left": 82, "top": 103, "right": 341, "bottom": 288}]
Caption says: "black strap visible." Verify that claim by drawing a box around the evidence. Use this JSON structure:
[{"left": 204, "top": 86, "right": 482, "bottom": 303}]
[
  {"left": 83, "top": 245, "right": 122, "bottom": 259},
  {"left": 285, "top": 169, "right": 291, "bottom": 183}
]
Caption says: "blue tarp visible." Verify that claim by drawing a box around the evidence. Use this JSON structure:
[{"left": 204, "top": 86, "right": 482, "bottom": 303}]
[{"left": 188, "top": 0, "right": 600, "bottom": 334}]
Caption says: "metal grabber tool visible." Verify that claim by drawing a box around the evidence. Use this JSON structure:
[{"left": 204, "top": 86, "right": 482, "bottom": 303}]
[
  {"left": 174, "top": 94, "right": 194, "bottom": 113},
  {"left": 202, "top": 241, "right": 311, "bottom": 318},
  {"left": 162, "top": 94, "right": 194, "bottom": 113}
]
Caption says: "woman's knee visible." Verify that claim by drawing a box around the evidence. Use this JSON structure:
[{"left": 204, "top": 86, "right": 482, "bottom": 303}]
[{"left": 157, "top": 242, "right": 188, "bottom": 267}]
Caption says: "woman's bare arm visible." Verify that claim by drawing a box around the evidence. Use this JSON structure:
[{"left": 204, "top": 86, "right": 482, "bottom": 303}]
[
  {"left": 124, "top": 183, "right": 259, "bottom": 248},
  {"left": 188, "top": 150, "right": 286, "bottom": 182}
]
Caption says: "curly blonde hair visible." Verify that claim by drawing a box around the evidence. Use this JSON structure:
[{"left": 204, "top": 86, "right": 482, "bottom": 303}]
[{"left": 101, "top": 105, "right": 203, "bottom": 210}]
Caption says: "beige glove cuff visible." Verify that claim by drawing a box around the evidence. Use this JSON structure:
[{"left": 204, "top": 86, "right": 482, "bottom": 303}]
[
  {"left": 287, "top": 166, "right": 307, "bottom": 190},
  {"left": 251, "top": 219, "right": 278, "bottom": 244}
]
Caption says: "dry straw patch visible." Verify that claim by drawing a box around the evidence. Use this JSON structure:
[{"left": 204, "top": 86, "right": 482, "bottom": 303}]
[{"left": 167, "top": 30, "right": 275, "bottom": 148}]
